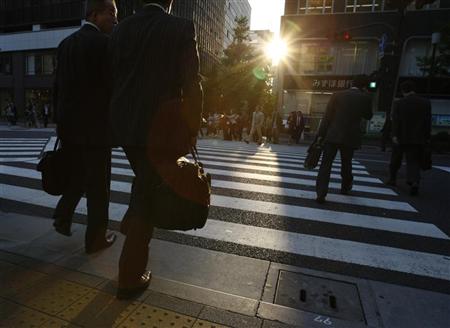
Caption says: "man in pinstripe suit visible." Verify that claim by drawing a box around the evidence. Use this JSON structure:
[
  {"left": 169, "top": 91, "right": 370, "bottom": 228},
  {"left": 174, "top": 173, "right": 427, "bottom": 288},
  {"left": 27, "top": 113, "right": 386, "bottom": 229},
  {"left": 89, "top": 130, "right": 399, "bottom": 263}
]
[{"left": 109, "top": 0, "right": 203, "bottom": 299}]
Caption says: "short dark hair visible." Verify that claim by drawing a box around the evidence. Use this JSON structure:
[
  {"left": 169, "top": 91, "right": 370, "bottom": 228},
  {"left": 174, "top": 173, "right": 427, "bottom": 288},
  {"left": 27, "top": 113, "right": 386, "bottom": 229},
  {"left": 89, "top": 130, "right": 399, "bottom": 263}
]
[
  {"left": 85, "top": 0, "right": 115, "bottom": 19},
  {"left": 400, "top": 80, "right": 416, "bottom": 94},
  {"left": 352, "top": 75, "right": 368, "bottom": 89}
]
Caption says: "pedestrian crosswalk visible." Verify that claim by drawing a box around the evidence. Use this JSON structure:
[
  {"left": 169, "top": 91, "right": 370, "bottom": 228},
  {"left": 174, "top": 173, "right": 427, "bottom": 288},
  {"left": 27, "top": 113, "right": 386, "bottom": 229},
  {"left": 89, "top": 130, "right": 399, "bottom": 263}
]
[
  {"left": 0, "top": 138, "right": 47, "bottom": 162},
  {"left": 0, "top": 137, "right": 449, "bottom": 285}
]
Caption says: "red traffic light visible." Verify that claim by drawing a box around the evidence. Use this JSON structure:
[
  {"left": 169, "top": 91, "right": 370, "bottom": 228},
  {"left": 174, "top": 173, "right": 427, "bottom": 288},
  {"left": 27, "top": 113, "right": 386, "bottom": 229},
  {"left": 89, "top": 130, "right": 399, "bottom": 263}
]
[
  {"left": 327, "top": 31, "right": 352, "bottom": 41},
  {"left": 343, "top": 31, "right": 351, "bottom": 41}
]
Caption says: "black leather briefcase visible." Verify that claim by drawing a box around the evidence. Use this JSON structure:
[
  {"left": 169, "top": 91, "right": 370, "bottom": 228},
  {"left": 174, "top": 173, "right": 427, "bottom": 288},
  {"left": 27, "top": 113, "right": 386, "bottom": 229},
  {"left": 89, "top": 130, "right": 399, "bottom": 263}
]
[
  {"left": 150, "top": 147, "right": 211, "bottom": 231},
  {"left": 304, "top": 138, "right": 323, "bottom": 170},
  {"left": 36, "top": 138, "right": 68, "bottom": 196}
]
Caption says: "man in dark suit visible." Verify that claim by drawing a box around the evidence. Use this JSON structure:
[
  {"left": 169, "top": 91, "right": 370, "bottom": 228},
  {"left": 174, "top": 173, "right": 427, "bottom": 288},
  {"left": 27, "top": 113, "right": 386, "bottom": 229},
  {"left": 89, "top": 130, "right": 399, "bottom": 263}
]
[
  {"left": 386, "top": 80, "right": 431, "bottom": 195},
  {"left": 109, "top": 0, "right": 203, "bottom": 299},
  {"left": 315, "top": 75, "right": 373, "bottom": 203},
  {"left": 53, "top": 0, "right": 118, "bottom": 253},
  {"left": 294, "top": 110, "right": 305, "bottom": 144}
]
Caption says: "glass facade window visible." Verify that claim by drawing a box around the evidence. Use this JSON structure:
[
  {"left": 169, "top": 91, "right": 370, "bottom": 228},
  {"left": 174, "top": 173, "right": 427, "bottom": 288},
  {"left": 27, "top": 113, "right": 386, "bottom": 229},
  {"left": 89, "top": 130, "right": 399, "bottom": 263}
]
[
  {"left": 399, "top": 40, "right": 432, "bottom": 77},
  {"left": 295, "top": 42, "right": 378, "bottom": 75},
  {"left": 406, "top": 0, "right": 441, "bottom": 10},
  {"left": 0, "top": 54, "right": 12, "bottom": 75},
  {"left": 0, "top": 0, "right": 84, "bottom": 30},
  {"left": 299, "top": 45, "right": 336, "bottom": 73},
  {"left": 26, "top": 53, "right": 56, "bottom": 75},
  {"left": 345, "top": 0, "right": 384, "bottom": 12},
  {"left": 299, "top": 0, "right": 334, "bottom": 14}
]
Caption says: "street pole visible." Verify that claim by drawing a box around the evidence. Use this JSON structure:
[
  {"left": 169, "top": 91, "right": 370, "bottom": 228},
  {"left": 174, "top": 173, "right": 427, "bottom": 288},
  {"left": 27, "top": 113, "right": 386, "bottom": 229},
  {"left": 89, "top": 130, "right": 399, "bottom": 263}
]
[
  {"left": 275, "top": 62, "right": 284, "bottom": 114},
  {"left": 427, "top": 32, "right": 441, "bottom": 95}
]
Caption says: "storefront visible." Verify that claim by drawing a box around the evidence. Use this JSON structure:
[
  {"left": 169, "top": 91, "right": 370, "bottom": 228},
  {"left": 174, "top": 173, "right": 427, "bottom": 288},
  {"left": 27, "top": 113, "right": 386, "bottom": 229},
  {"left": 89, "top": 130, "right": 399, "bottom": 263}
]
[{"left": 280, "top": 40, "right": 379, "bottom": 132}]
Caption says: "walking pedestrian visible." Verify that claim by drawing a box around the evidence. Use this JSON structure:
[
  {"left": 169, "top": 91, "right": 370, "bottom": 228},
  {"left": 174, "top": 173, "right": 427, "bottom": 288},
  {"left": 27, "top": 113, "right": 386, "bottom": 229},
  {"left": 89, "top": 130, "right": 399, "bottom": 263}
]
[
  {"left": 109, "top": 0, "right": 203, "bottom": 299},
  {"left": 294, "top": 109, "right": 305, "bottom": 144},
  {"left": 52, "top": 0, "right": 118, "bottom": 252},
  {"left": 270, "top": 110, "right": 283, "bottom": 144},
  {"left": 315, "top": 75, "right": 373, "bottom": 203},
  {"left": 42, "top": 103, "right": 50, "bottom": 128},
  {"left": 245, "top": 105, "right": 264, "bottom": 145},
  {"left": 386, "top": 80, "right": 432, "bottom": 195},
  {"left": 11, "top": 101, "right": 17, "bottom": 125},
  {"left": 25, "top": 101, "right": 34, "bottom": 128},
  {"left": 287, "top": 111, "right": 296, "bottom": 144},
  {"left": 29, "top": 102, "right": 40, "bottom": 128},
  {"left": 4, "top": 101, "right": 14, "bottom": 125}
]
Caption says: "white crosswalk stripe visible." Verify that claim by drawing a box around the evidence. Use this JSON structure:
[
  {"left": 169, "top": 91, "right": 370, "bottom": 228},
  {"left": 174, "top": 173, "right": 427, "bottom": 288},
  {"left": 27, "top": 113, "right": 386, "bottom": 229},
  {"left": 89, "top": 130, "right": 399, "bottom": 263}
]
[
  {"left": 1, "top": 138, "right": 449, "bottom": 283},
  {"left": 0, "top": 138, "right": 47, "bottom": 162}
]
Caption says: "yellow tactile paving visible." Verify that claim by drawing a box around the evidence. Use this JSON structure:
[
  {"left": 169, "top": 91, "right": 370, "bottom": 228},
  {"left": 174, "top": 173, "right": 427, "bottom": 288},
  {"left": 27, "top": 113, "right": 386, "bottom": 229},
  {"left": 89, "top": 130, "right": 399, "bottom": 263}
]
[
  {"left": 57, "top": 289, "right": 139, "bottom": 327},
  {"left": 193, "top": 320, "right": 230, "bottom": 328},
  {"left": 0, "top": 304, "right": 52, "bottom": 328},
  {"left": 56, "top": 289, "right": 100, "bottom": 322},
  {"left": 116, "top": 303, "right": 196, "bottom": 328},
  {"left": 0, "top": 270, "right": 48, "bottom": 298},
  {"left": 13, "top": 280, "right": 92, "bottom": 315},
  {"left": 41, "top": 317, "right": 72, "bottom": 328}
]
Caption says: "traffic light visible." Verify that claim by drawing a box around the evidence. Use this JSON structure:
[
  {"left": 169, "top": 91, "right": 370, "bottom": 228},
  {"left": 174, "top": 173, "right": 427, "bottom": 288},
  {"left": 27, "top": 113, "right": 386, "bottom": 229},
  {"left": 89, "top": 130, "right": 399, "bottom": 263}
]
[
  {"left": 343, "top": 31, "right": 351, "bottom": 41},
  {"left": 328, "top": 31, "right": 352, "bottom": 41}
]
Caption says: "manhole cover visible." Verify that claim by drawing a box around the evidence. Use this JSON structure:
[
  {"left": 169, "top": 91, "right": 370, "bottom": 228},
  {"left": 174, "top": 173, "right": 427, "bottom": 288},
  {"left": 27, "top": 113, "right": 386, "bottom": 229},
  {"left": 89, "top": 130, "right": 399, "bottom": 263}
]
[{"left": 274, "top": 271, "right": 365, "bottom": 323}]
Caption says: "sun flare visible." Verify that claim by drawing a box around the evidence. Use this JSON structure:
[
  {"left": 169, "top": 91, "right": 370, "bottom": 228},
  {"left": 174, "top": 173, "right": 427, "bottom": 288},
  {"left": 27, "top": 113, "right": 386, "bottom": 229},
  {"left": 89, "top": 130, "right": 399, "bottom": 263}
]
[{"left": 265, "top": 37, "right": 288, "bottom": 66}]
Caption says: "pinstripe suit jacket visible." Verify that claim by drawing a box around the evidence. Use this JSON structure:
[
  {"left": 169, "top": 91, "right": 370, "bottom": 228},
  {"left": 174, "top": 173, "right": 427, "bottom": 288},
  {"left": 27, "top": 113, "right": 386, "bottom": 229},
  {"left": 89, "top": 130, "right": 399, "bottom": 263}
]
[
  {"left": 54, "top": 24, "right": 111, "bottom": 146},
  {"left": 109, "top": 5, "right": 203, "bottom": 148}
]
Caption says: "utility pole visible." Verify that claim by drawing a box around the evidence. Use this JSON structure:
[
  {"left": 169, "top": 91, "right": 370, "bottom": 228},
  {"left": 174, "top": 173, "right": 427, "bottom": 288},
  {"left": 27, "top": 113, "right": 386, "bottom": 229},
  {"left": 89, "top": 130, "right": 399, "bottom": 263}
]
[{"left": 427, "top": 32, "right": 441, "bottom": 94}]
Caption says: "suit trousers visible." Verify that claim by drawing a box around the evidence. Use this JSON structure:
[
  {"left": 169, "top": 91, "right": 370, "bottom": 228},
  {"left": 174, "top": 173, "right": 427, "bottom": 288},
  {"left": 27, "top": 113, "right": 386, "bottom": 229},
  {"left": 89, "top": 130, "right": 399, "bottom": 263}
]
[
  {"left": 53, "top": 143, "right": 111, "bottom": 247},
  {"left": 118, "top": 147, "right": 158, "bottom": 287},
  {"left": 316, "top": 143, "right": 354, "bottom": 198},
  {"left": 249, "top": 125, "right": 262, "bottom": 144},
  {"left": 389, "top": 144, "right": 422, "bottom": 184}
]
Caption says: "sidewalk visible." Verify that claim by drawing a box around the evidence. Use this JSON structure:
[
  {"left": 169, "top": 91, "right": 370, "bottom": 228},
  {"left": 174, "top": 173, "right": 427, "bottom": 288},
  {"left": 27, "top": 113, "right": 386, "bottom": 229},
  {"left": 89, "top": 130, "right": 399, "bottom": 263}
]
[{"left": 1, "top": 212, "right": 449, "bottom": 328}]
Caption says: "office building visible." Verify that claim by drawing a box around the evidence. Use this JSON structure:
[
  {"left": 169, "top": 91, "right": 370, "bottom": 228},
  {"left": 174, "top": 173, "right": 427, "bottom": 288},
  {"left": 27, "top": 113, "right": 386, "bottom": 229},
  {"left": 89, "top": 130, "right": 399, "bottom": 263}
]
[
  {"left": 279, "top": 0, "right": 450, "bottom": 133},
  {"left": 223, "top": 0, "right": 252, "bottom": 49},
  {"left": 0, "top": 0, "right": 251, "bottom": 118}
]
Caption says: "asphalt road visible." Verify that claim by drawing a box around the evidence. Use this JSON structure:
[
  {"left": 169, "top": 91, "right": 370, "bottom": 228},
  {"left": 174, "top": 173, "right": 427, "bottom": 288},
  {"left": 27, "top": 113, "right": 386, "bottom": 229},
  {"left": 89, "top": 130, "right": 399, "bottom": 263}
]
[{"left": 1, "top": 127, "right": 450, "bottom": 294}]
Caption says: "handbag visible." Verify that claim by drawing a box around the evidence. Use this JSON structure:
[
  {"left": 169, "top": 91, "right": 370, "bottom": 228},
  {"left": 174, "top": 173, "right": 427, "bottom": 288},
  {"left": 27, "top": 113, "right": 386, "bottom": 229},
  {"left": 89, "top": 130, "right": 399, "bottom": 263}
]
[
  {"left": 420, "top": 144, "right": 432, "bottom": 171},
  {"left": 304, "top": 137, "right": 323, "bottom": 170},
  {"left": 36, "top": 138, "right": 68, "bottom": 196},
  {"left": 150, "top": 147, "right": 211, "bottom": 231}
]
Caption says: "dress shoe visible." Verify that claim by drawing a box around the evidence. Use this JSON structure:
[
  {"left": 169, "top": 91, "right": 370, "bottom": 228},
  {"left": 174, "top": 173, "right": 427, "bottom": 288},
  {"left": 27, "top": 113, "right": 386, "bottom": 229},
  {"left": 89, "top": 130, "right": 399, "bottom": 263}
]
[
  {"left": 85, "top": 233, "right": 117, "bottom": 254},
  {"left": 117, "top": 271, "right": 152, "bottom": 300},
  {"left": 341, "top": 182, "right": 353, "bottom": 195},
  {"left": 53, "top": 220, "right": 72, "bottom": 237},
  {"left": 315, "top": 196, "right": 326, "bottom": 204}
]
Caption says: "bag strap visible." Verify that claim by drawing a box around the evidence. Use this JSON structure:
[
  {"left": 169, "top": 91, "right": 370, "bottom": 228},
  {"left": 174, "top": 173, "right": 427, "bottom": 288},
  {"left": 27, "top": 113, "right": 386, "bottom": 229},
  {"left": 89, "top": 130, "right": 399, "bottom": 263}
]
[
  {"left": 53, "top": 138, "right": 60, "bottom": 151},
  {"left": 191, "top": 146, "right": 200, "bottom": 163}
]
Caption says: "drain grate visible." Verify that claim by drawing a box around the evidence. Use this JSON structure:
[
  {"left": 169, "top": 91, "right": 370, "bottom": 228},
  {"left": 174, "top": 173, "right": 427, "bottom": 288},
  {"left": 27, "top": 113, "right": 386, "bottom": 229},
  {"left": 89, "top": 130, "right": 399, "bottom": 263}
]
[{"left": 274, "top": 271, "right": 365, "bottom": 323}]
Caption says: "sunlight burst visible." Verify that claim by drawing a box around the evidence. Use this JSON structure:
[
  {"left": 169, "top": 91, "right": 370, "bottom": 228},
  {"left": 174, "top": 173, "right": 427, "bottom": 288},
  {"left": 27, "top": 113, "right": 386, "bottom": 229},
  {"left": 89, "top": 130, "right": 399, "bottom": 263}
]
[{"left": 265, "top": 37, "right": 288, "bottom": 66}]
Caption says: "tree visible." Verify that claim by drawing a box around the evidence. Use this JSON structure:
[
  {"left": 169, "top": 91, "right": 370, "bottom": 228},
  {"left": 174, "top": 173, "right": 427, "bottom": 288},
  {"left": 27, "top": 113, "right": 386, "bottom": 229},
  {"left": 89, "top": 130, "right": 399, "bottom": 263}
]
[
  {"left": 216, "top": 16, "right": 274, "bottom": 114},
  {"left": 417, "top": 24, "right": 450, "bottom": 77}
]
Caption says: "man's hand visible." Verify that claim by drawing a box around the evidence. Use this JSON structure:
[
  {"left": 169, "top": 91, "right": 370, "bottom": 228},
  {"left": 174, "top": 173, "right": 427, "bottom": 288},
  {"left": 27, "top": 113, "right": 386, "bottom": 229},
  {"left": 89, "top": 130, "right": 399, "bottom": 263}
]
[{"left": 392, "top": 136, "right": 399, "bottom": 145}]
